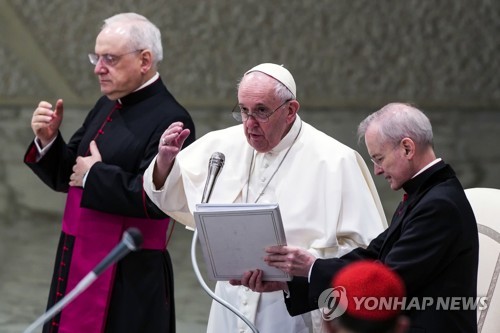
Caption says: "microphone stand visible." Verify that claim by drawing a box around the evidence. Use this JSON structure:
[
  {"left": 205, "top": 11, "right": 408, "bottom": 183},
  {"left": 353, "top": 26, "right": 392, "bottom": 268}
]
[
  {"left": 191, "top": 229, "right": 259, "bottom": 333},
  {"left": 191, "top": 152, "right": 259, "bottom": 333},
  {"left": 22, "top": 228, "right": 142, "bottom": 333},
  {"left": 23, "top": 274, "right": 97, "bottom": 333}
]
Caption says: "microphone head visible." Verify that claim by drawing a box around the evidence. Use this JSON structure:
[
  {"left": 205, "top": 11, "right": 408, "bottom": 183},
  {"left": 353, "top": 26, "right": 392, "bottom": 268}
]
[
  {"left": 209, "top": 152, "right": 225, "bottom": 168},
  {"left": 123, "top": 227, "right": 143, "bottom": 251},
  {"left": 202, "top": 152, "right": 225, "bottom": 204}
]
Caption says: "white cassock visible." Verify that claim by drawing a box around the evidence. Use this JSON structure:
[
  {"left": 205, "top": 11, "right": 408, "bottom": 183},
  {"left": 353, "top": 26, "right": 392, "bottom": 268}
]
[{"left": 144, "top": 115, "right": 387, "bottom": 333}]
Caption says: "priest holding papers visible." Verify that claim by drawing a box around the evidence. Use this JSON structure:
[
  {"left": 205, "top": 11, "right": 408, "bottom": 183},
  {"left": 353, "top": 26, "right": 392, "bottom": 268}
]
[{"left": 143, "top": 63, "right": 387, "bottom": 333}]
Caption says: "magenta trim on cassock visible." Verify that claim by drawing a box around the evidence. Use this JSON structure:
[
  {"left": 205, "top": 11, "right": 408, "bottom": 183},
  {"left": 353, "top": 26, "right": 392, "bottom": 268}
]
[{"left": 58, "top": 187, "right": 169, "bottom": 333}]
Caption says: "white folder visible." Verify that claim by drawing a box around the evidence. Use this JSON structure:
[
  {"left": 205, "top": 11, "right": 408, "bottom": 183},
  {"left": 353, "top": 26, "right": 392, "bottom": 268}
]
[{"left": 194, "top": 203, "right": 291, "bottom": 281}]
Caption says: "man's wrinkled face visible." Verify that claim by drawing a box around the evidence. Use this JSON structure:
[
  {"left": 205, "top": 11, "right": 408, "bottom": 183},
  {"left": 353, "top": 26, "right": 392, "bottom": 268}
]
[
  {"left": 238, "top": 75, "right": 294, "bottom": 153},
  {"left": 365, "top": 124, "right": 411, "bottom": 191},
  {"left": 93, "top": 25, "right": 144, "bottom": 100}
]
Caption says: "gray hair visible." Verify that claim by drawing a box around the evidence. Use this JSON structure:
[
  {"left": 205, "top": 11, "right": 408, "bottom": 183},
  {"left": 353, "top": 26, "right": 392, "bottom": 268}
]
[
  {"left": 102, "top": 13, "right": 163, "bottom": 66},
  {"left": 237, "top": 71, "right": 296, "bottom": 102},
  {"left": 357, "top": 103, "right": 434, "bottom": 148}
]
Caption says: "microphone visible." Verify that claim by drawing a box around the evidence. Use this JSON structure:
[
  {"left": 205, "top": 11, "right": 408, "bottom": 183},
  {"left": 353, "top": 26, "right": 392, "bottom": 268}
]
[
  {"left": 23, "top": 228, "right": 143, "bottom": 333},
  {"left": 201, "top": 152, "right": 225, "bottom": 203},
  {"left": 94, "top": 227, "right": 143, "bottom": 275},
  {"left": 192, "top": 153, "right": 259, "bottom": 332}
]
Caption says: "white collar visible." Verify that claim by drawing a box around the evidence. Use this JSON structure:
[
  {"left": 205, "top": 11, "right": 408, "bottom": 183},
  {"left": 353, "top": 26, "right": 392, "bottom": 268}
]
[
  {"left": 117, "top": 72, "right": 159, "bottom": 104},
  {"left": 412, "top": 158, "right": 442, "bottom": 178},
  {"left": 134, "top": 72, "right": 159, "bottom": 91},
  {"left": 269, "top": 115, "right": 302, "bottom": 154}
]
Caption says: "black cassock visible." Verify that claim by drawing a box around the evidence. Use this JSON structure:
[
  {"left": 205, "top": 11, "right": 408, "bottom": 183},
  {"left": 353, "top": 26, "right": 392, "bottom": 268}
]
[{"left": 25, "top": 77, "right": 195, "bottom": 333}]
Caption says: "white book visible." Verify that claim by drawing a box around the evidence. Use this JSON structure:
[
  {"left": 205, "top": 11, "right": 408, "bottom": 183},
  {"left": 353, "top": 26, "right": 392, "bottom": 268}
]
[{"left": 194, "top": 203, "right": 291, "bottom": 281}]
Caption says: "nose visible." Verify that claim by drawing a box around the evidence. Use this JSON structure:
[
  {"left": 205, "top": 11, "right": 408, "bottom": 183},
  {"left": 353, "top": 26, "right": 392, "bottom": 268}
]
[
  {"left": 94, "top": 59, "right": 108, "bottom": 74},
  {"left": 374, "top": 164, "right": 384, "bottom": 175},
  {"left": 244, "top": 114, "right": 260, "bottom": 127}
]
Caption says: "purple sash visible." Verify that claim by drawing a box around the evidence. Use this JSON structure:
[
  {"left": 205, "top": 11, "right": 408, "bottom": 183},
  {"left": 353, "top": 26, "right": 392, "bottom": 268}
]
[{"left": 57, "top": 187, "right": 169, "bottom": 333}]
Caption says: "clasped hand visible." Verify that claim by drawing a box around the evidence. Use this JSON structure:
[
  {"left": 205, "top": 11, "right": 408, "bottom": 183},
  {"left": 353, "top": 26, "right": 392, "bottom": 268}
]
[
  {"left": 69, "top": 141, "right": 101, "bottom": 187},
  {"left": 230, "top": 245, "right": 317, "bottom": 292}
]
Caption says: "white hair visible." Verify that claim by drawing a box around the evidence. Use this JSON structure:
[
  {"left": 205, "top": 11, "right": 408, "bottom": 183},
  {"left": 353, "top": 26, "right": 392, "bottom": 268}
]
[
  {"left": 102, "top": 13, "right": 163, "bottom": 66},
  {"left": 357, "top": 103, "right": 434, "bottom": 148}
]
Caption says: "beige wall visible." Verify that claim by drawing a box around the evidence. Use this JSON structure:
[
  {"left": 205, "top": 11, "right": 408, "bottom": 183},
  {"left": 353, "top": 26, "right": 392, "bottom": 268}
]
[
  {"left": 1, "top": 0, "right": 499, "bottom": 108},
  {"left": 1, "top": 0, "right": 499, "bottom": 216}
]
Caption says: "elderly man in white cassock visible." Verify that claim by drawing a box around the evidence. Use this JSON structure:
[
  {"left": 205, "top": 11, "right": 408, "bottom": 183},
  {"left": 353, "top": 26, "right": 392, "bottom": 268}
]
[{"left": 143, "top": 63, "right": 387, "bottom": 333}]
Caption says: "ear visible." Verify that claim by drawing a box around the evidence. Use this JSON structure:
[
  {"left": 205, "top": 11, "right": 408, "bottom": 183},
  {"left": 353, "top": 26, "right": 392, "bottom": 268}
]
[
  {"left": 286, "top": 99, "right": 300, "bottom": 123},
  {"left": 400, "top": 137, "right": 415, "bottom": 159},
  {"left": 139, "top": 50, "right": 153, "bottom": 74}
]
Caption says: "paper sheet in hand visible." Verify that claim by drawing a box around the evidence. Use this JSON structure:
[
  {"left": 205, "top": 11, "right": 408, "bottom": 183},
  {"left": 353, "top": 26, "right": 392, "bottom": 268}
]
[{"left": 194, "top": 203, "right": 291, "bottom": 281}]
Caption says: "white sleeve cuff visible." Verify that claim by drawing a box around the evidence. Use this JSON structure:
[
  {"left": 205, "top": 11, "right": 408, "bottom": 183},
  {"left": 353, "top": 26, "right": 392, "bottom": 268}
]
[
  {"left": 308, "top": 258, "right": 318, "bottom": 283},
  {"left": 34, "top": 136, "right": 57, "bottom": 161}
]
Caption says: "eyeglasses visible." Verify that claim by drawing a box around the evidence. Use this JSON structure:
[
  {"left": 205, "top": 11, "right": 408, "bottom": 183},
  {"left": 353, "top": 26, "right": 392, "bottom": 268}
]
[
  {"left": 371, "top": 156, "right": 385, "bottom": 168},
  {"left": 370, "top": 143, "right": 400, "bottom": 167},
  {"left": 232, "top": 99, "right": 292, "bottom": 123},
  {"left": 88, "top": 49, "right": 142, "bottom": 67}
]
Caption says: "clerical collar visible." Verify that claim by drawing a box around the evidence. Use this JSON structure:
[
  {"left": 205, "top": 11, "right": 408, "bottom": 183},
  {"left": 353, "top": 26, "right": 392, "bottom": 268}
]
[
  {"left": 402, "top": 159, "right": 446, "bottom": 196},
  {"left": 412, "top": 158, "right": 442, "bottom": 178},
  {"left": 117, "top": 72, "right": 159, "bottom": 105},
  {"left": 134, "top": 72, "right": 160, "bottom": 92},
  {"left": 268, "top": 115, "right": 302, "bottom": 154}
]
